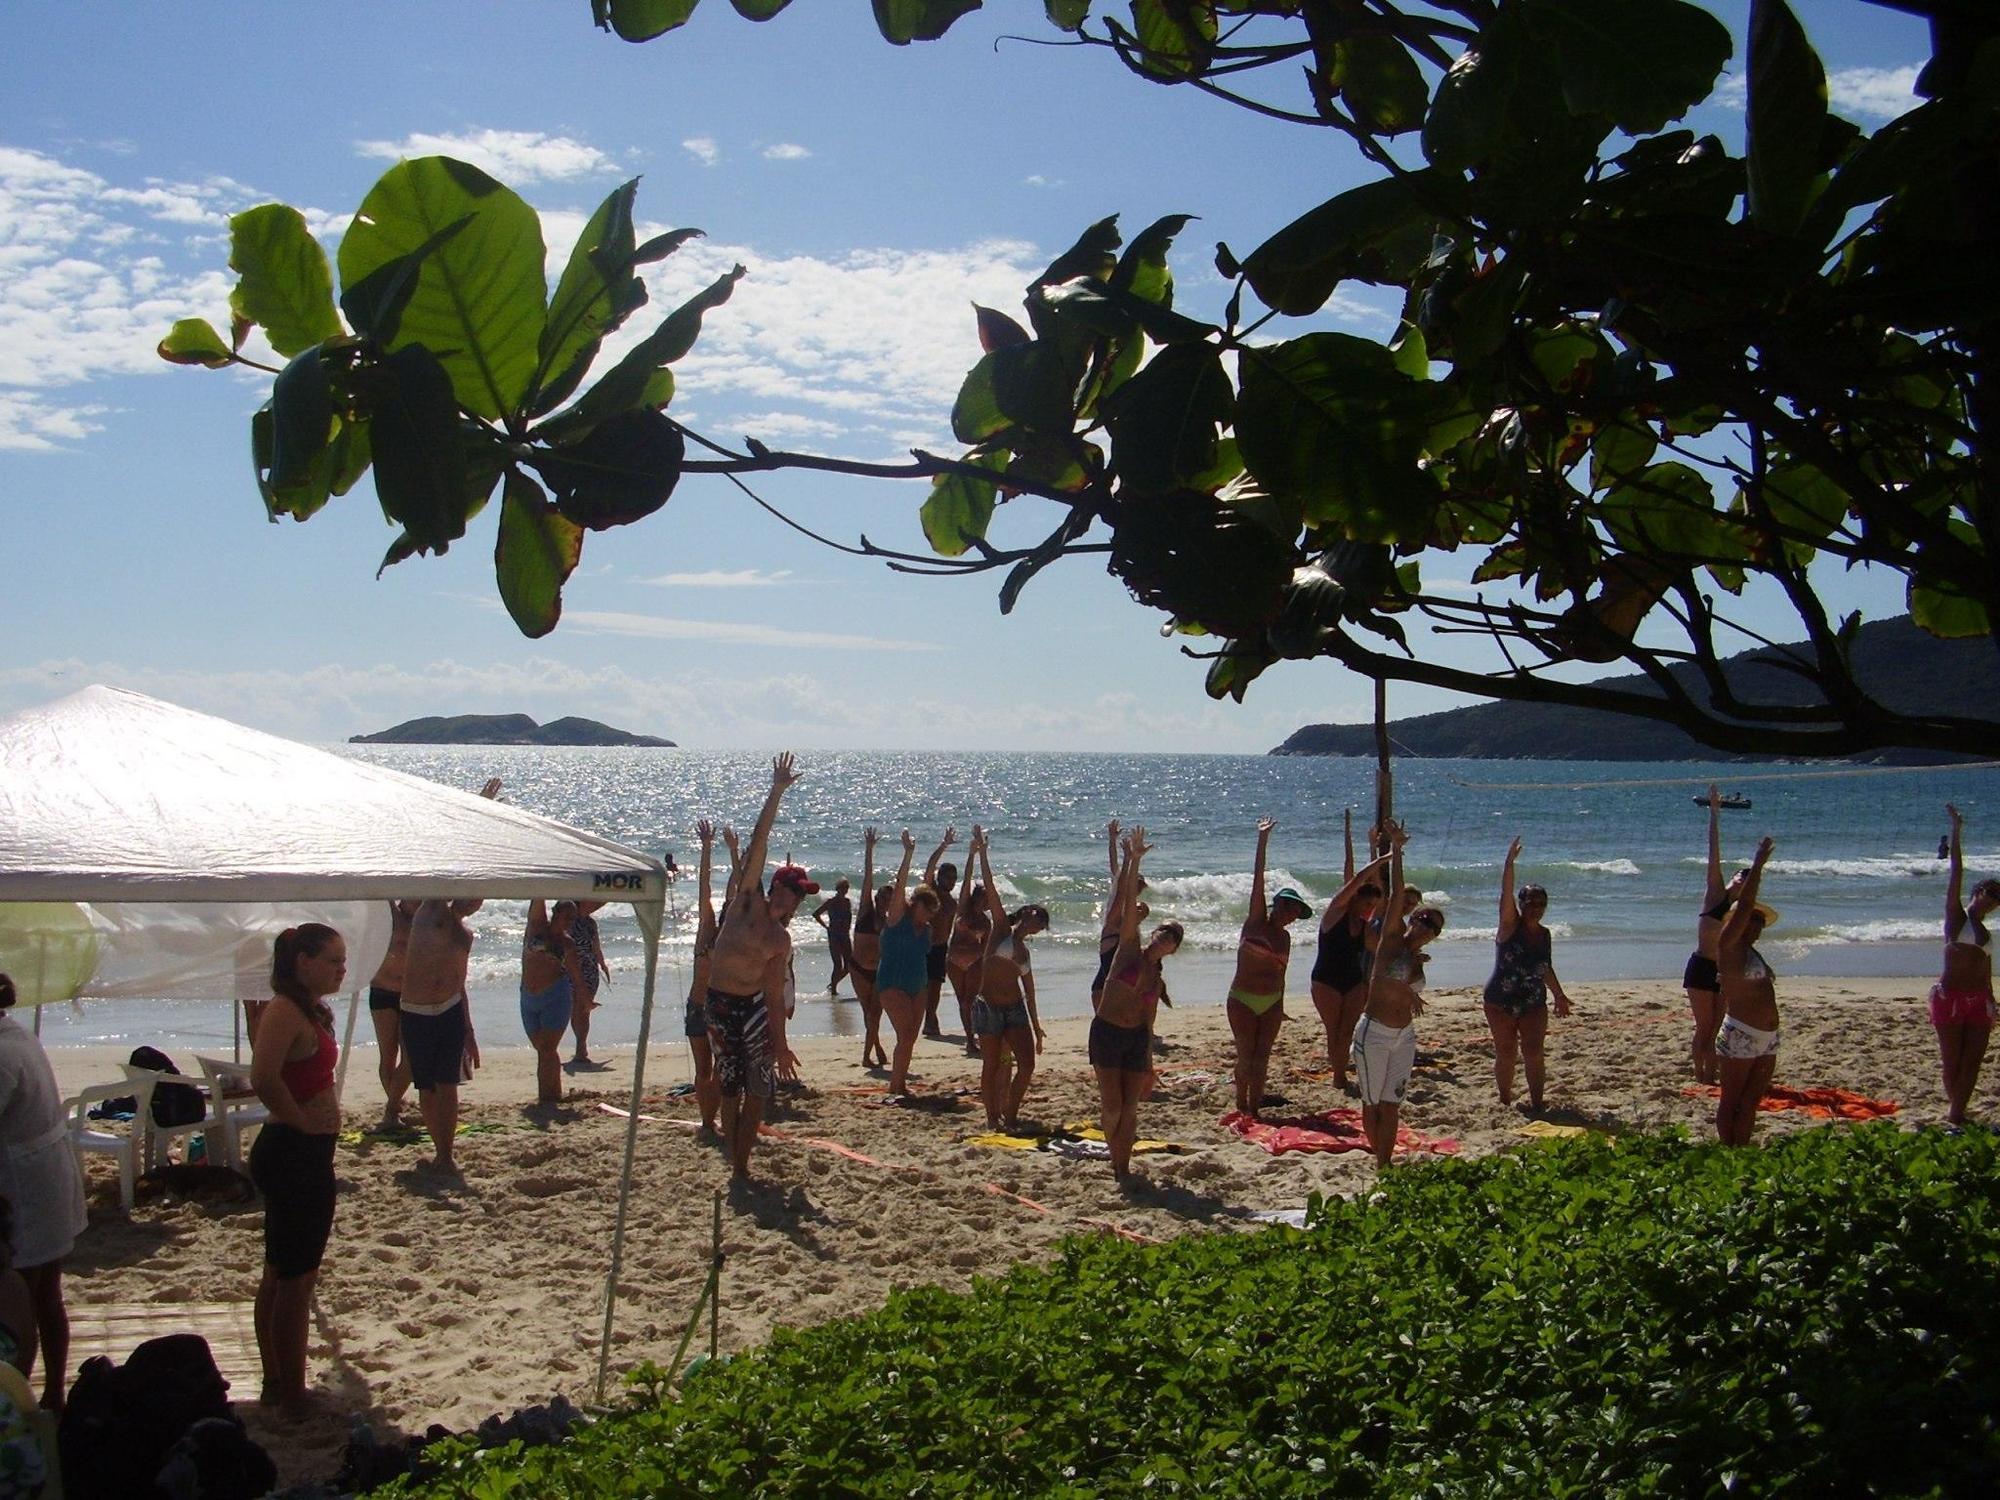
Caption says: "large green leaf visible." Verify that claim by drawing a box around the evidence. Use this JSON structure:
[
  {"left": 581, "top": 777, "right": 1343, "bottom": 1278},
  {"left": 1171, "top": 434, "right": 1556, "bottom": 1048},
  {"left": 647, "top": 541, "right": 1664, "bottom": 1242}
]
[
  {"left": 1045, "top": 0, "right": 1089, "bottom": 30},
  {"left": 1600, "top": 461, "right": 1743, "bottom": 560},
  {"left": 730, "top": 0, "right": 794, "bottom": 15},
  {"left": 1527, "top": 0, "right": 1733, "bottom": 137},
  {"left": 872, "top": 0, "right": 981, "bottom": 44},
  {"left": 1111, "top": 213, "right": 1195, "bottom": 306},
  {"left": 1745, "top": 0, "right": 1826, "bottom": 237},
  {"left": 336, "top": 215, "right": 473, "bottom": 347},
  {"left": 922, "top": 450, "right": 1006, "bottom": 556},
  {"left": 599, "top": 0, "right": 700, "bottom": 41},
  {"left": 267, "top": 344, "right": 334, "bottom": 495},
  {"left": 1334, "top": 35, "right": 1429, "bottom": 135},
  {"left": 495, "top": 469, "right": 584, "bottom": 638},
  {"left": 337, "top": 157, "right": 547, "bottom": 420},
  {"left": 1240, "top": 171, "right": 1449, "bottom": 316},
  {"left": 541, "top": 265, "right": 743, "bottom": 441},
  {"left": 157, "top": 318, "right": 234, "bottom": 368},
  {"left": 1423, "top": 6, "right": 1546, "bottom": 172},
  {"left": 228, "top": 206, "right": 344, "bottom": 359},
  {"left": 530, "top": 407, "right": 685, "bottom": 531},
  {"left": 1100, "top": 345, "right": 1233, "bottom": 497},
  {"left": 369, "top": 343, "right": 471, "bottom": 553},
  {"left": 1126, "top": 0, "right": 1216, "bottom": 80},
  {"left": 951, "top": 344, "right": 1073, "bottom": 444},
  {"left": 1235, "top": 333, "right": 1445, "bottom": 541}
]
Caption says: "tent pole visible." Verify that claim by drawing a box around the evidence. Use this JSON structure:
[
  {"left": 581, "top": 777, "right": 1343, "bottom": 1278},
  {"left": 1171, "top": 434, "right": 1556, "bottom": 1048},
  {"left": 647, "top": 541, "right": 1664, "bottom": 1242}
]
[
  {"left": 597, "top": 890, "right": 667, "bottom": 1403},
  {"left": 335, "top": 985, "right": 363, "bottom": 1105}
]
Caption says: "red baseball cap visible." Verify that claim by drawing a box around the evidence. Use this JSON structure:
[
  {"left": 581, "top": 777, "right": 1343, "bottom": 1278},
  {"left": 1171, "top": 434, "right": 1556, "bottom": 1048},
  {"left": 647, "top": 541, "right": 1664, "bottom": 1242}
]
[{"left": 770, "top": 864, "right": 820, "bottom": 897}]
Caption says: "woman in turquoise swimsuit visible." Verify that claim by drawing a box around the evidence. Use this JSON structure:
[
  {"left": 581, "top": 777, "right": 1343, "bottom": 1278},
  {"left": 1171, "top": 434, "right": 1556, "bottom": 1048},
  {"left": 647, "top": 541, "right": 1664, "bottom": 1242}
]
[
  {"left": 877, "top": 829, "right": 939, "bottom": 1096},
  {"left": 1227, "top": 817, "right": 1311, "bottom": 1117}
]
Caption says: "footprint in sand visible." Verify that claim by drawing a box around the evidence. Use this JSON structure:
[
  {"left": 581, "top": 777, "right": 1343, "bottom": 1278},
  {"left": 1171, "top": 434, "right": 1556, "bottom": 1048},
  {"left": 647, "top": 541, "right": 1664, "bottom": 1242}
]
[{"left": 515, "top": 1173, "right": 587, "bottom": 1199}]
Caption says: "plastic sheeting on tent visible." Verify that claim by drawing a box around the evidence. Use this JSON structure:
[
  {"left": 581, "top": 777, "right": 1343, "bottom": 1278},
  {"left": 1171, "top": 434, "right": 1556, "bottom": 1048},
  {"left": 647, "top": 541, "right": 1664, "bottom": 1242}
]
[{"left": 0, "top": 684, "right": 675, "bottom": 1399}]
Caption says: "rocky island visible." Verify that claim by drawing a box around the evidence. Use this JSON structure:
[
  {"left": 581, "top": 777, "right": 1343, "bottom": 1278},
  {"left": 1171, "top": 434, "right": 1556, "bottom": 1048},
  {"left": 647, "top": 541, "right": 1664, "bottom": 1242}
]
[{"left": 350, "top": 714, "right": 674, "bottom": 747}]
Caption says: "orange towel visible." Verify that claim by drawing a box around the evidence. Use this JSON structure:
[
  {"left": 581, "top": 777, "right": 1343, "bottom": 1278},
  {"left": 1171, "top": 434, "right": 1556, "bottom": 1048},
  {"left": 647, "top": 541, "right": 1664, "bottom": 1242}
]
[
  {"left": 1681, "top": 1084, "right": 1899, "bottom": 1119},
  {"left": 1220, "top": 1108, "right": 1458, "bottom": 1156}
]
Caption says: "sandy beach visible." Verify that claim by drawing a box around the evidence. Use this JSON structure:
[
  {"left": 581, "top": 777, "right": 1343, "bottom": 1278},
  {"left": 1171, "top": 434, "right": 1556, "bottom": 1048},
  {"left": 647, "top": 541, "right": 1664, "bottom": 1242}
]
[{"left": 44, "top": 975, "right": 1975, "bottom": 1489}]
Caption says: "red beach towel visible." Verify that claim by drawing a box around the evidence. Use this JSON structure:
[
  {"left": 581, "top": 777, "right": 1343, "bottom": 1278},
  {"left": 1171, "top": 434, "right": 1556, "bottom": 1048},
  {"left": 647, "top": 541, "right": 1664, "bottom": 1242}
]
[{"left": 1220, "top": 1108, "right": 1459, "bottom": 1156}]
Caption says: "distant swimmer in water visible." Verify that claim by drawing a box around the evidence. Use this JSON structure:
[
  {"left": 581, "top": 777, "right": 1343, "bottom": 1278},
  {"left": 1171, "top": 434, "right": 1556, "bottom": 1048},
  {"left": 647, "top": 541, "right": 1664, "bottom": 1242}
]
[
  {"left": 1684, "top": 786, "right": 1749, "bottom": 1086},
  {"left": 1933, "top": 805, "right": 1998, "bottom": 1131},
  {"left": 1714, "top": 836, "right": 1780, "bottom": 1146},
  {"left": 1227, "top": 818, "right": 1311, "bottom": 1118}
]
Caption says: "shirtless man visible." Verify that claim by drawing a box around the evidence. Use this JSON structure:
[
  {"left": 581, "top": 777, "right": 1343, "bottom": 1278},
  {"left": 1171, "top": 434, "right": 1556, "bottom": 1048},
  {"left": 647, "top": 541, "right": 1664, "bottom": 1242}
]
[
  {"left": 399, "top": 897, "right": 481, "bottom": 1174},
  {"left": 366, "top": 899, "right": 419, "bottom": 1128},
  {"left": 705, "top": 753, "right": 810, "bottom": 1185},
  {"left": 921, "top": 829, "right": 959, "bottom": 1038}
]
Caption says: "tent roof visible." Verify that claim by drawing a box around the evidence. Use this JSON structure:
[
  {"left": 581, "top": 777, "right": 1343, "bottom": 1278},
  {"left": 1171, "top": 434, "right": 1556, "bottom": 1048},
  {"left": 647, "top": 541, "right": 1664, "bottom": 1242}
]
[{"left": 0, "top": 686, "right": 666, "bottom": 904}]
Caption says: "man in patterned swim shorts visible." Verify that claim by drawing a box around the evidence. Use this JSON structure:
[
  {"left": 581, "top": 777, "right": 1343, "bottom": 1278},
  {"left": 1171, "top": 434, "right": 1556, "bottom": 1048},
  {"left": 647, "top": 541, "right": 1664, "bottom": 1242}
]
[{"left": 705, "top": 753, "right": 810, "bottom": 1186}]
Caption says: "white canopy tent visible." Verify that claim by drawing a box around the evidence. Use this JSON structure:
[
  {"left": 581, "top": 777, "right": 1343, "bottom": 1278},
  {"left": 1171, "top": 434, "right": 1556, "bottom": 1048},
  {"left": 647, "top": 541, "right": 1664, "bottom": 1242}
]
[{"left": 0, "top": 685, "right": 675, "bottom": 1396}]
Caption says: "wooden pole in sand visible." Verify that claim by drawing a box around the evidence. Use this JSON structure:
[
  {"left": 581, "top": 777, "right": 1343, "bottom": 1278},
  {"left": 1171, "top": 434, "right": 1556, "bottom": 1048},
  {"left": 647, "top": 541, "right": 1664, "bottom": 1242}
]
[{"left": 1373, "top": 678, "right": 1393, "bottom": 852}]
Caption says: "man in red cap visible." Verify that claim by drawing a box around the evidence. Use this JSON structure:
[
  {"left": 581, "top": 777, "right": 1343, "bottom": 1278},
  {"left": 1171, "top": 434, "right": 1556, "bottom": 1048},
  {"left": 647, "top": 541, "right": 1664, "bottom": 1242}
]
[{"left": 705, "top": 752, "right": 813, "bottom": 1185}]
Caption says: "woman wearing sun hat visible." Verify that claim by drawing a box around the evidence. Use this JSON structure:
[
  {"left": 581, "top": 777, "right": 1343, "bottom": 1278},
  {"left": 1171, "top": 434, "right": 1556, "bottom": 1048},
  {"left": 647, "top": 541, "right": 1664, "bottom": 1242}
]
[
  {"left": 1227, "top": 818, "right": 1312, "bottom": 1118},
  {"left": 1482, "top": 837, "right": 1572, "bottom": 1113}
]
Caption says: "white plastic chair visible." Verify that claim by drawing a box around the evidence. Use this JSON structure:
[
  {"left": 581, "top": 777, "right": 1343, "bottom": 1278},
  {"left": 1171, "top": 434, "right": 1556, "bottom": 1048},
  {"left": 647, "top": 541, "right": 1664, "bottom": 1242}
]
[
  {"left": 120, "top": 1064, "right": 221, "bottom": 1175},
  {"left": 63, "top": 1076, "right": 155, "bottom": 1212},
  {"left": 193, "top": 1054, "right": 271, "bottom": 1169}
]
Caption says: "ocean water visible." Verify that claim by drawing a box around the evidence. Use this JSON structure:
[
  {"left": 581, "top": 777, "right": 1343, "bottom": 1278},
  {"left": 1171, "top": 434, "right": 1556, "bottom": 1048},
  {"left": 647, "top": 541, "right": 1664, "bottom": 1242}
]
[{"left": 31, "top": 747, "right": 1998, "bottom": 1053}]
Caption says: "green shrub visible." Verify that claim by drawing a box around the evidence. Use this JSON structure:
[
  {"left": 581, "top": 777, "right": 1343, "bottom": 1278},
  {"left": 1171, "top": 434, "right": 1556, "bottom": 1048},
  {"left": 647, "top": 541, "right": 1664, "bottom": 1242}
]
[{"left": 397, "top": 1126, "right": 2000, "bottom": 1497}]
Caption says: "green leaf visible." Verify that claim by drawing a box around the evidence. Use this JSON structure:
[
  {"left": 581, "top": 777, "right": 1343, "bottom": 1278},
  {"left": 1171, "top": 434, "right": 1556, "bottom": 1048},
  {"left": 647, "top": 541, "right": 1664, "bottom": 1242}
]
[
  {"left": 1235, "top": 332, "right": 1445, "bottom": 542},
  {"left": 952, "top": 344, "right": 1073, "bottom": 443},
  {"left": 336, "top": 215, "right": 473, "bottom": 347},
  {"left": 495, "top": 469, "right": 584, "bottom": 638},
  {"left": 1423, "top": 6, "right": 1544, "bottom": 173},
  {"left": 542, "top": 265, "right": 744, "bottom": 441},
  {"left": 1111, "top": 212, "right": 1195, "bottom": 306},
  {"left": 1588, "top": 421, "right": 1656, "bottom": 490},
  {"left": 1045, "top": 0, "right": 1089, "bottom": 31},
  {"left": 1910, "top": 520, "right": 1989, "bottom": 638},
  {"left": 267, "top": 344, "right": 334, "bottom": 494},
  {"left": 975, "top": 304, "right": 1032, "bottom": 351},
  {"left": 1760, "top": 461, "right": 1849, "bottom": 544},
  {"left": 1745, "top": 0, "right": 1826, "bottom": 237},
  {"left": 1037, "top": 277, "right": 1215, "bottom": 344},
  {"left": 1100, "top": 344, "right": 1233, "bottom": 497},
  {"left": 1240, "top": 171, "right": 1449, "bottom": 316},
  {"left": 227, "top": 204, "right": 344, "bottom": 359},
  {"left": 1600, "top": 461, "right": 1740, "bottom": 560},
  {"left": 1036, "top": 216, "right": 1122, "bottom": 289},
  {"left": 1204, "top": 641, "right": 1276, "bottom": 703},
  {"left": 532, "top": 179, "right": 646, "bottom": 417},
  {"left": 1127, "top": 0, "right": 1216, "bottom": 80},
  {"left": 922, "top": 450, "right": 1006, "bottom": 556},
  {"left": 1527, "top": 0, "right": 1734, "bottom": 137},
  {"left": 337, "top": 156, "right": 548, "bottom": 419},
  {"left": 872, "top": 0, "right": 981, "bottom": 45},
  {"left": 157, "top": 318, "right": 234, "bottom": 368},
  {"left": 1387, "top": 321, "right": 1429, "bottom": 381},
  {"left": 1335, "top": 35, "right": 1429, "bottom": 135},
  {"left": 529, "top": 407, "right": 685, "bottom": 531},
  {"left": 602, "top": 0, "right": 700, "bottom": 41},
  {"left": 369, "top": 343, "right": 471, "bottom": 553},
  {"left": 730, "top": 0, "right": 794, "bottom": 15}
]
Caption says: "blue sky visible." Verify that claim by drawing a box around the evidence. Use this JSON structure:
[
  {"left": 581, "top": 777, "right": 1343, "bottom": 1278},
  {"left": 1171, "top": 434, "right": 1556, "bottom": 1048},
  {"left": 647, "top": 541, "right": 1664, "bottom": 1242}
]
[{"left": 0, "top": 2, "right": 1932, "bottom": 750}]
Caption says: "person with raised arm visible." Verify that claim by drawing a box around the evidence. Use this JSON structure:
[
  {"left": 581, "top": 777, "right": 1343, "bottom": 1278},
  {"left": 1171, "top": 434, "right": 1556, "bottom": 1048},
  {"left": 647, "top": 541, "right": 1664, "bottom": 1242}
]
[
  {"left": 1090, "top": 819, "right": 1139, "bottom": 1007},
  {"left": 1227, "top": 818, "right": 1311, "bottom": 1117},
  {"left": 400, "top": 895, "right": 482, "bottom": 1175},
  {"left": 1090, "top": 827, "right": 1182, "bottom": 1180},
  {"left": 1309, "top": 849, "right": 1392, "bottom": 1093},
  {"left": 680, "top": 820, "right": 728, "bottom": 1137},
  {"left": 1714, "top": 836, "right": 1781, "bottom": 1145},
  {"left": 945, "top": 867, "right": 992, "bottom": 1059},
  {"left": 565, "top": 900, "right": 611, "bottom": 1072},
  {"left": 1352, "top": 823, "right": 1444, "bottom": 1167},
  {"left": 848, "top": 829, "right": 889, "bottom": 1071},
  {"left": 1481, "top": 838, "right": 1571, "bottom": 1113},
  {"left": 971, "top": 828, "right": 1050, "bottom": 1131},
  {"left": 519, "top": 898, "right": 581, "bottom": 1107},
  {"left": 704, "top": 754, "right": 812, "bottom": 1185},
  {"left": 1683, "top": 786, "right": 1747, "bottom": 1085},
  {"left": 874, "top": 830, "right": 937, "bottom": 1095},
  {"left": 921, "top": 828, "right": 960, "bottom": 1039},
  {"left": 811, "top": 879, "right": 854, "bottom": 997},
  {"left": 1933, "top": 805, "right": 1998, "bottom": 1130}
]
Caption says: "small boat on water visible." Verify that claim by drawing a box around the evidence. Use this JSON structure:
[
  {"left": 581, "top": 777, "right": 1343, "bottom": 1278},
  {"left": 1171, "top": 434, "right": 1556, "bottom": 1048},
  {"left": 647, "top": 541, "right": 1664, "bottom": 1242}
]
[{"left": 1695, "top": 793, "right": 1753, "bottom": 810}]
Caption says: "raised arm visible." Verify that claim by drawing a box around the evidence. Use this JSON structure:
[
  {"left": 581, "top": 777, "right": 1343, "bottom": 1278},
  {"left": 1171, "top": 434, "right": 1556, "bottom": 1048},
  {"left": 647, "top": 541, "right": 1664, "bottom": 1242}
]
[
  {"left": 1497, "top": 837, "right": 1523, "bottom": 941},
  {"left": 1947, "top": 804, "right": 1967, "bottom": 940},
  {"left": 1703, "top": 785, "right": 1726, "bottom": 908},
  {"left": 885, "top": 830, "right": 917, "bottom": 923},
  {"left": 694, "top": 820, "right": 718, "bottom": 949},
  {"left": 1344, "top": 808, "right": 1356, "bottom": 883},
  {"left": 1115, "top": 827, "right": 1152, "bottom": 948},
  {"left": 737, "top": 752, "right": 801, "bottom": 895},
  {"left": 1106, "top": 818, "right": 1122, "bottom": 887},
  {"left": 861, "top": 827, "right": 878, "bottom": 913},
  {"left": 1323, "top": 852, "right": 1392, "bottom": 932},
  {"left": 1246, "top": 817, "right": 1275, "bottom": 929},
  {"left": 1720, "top": 837, "right": 1775, "bottom": 953},
  {"left": 924, "top": 826, "right": 957, "bottom": 886},
  {"left": 975, "top": 831, "right": 1007, "bottom": 927}
]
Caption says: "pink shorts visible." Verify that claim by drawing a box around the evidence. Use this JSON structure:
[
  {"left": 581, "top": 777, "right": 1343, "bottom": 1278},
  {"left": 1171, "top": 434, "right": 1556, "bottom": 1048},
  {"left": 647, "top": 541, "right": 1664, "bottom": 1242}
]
[{"left": 1929, "top": 983, "right": 1996, "bottom": 1027}]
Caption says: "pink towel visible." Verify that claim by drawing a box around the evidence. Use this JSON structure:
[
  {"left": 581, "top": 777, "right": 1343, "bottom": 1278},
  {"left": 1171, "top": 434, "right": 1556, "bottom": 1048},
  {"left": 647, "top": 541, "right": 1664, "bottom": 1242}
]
[{"left": 1220, "top": 1108, "right": 1459, "bottom": 1156}]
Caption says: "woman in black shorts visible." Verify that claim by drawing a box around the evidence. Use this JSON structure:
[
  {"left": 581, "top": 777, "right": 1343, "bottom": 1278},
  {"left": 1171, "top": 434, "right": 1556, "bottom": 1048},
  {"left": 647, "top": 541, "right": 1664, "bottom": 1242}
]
[
  {"left": 1309, "top": 851, "right": 1391, "bottom": 1091},
  {"left": 249, "top": 923, "right": 347, "bottom": 1417},
  {"left": 1091, "top": 826, "right": 1183, "bottom": 1180},
  {"left": 1683, "top": 786, "right": 1746, "bottom": 1085}
]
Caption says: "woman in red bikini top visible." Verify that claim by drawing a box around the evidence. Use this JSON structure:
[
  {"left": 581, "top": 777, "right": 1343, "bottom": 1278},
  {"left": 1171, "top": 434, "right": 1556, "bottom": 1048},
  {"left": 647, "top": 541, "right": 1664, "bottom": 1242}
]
[{"left": 1933, "top": 803, "right": 1999, "bottom": 1130}]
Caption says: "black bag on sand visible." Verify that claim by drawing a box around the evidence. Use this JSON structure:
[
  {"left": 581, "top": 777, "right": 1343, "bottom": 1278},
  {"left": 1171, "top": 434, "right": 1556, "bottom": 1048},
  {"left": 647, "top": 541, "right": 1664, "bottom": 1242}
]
[
  {"left": 155, "top": 1416, "right": 278, "bottom": 1500},
  {"left": 130, "top": 1044, "right": 207, "bottom": 1127},
  {"left": 58, "top": 1333, "right": 247, "bottom": 1500}
]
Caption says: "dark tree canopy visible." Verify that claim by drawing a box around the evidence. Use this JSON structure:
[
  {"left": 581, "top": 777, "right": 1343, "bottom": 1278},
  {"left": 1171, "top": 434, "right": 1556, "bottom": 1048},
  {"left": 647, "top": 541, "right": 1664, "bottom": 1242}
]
[{"left": 164, "top": 0, "right": 2000, "bottom": 756}]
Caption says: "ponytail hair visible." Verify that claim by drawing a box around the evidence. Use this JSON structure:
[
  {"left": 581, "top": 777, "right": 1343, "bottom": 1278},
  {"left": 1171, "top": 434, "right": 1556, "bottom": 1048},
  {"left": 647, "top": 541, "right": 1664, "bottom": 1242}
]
[
  {"left": 271, "top": 923, "right": 341, "bottom": 1027},
  {"left": 0, "top": 972, "right": 14, "bottom": 1010}
]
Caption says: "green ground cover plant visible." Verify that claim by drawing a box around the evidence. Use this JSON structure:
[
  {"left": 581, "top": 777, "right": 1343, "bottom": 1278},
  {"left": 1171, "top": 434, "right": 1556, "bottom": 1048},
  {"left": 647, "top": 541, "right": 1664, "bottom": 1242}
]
[{"left": 396, "top": 1125, "right": 2000, "bottom": 1497}]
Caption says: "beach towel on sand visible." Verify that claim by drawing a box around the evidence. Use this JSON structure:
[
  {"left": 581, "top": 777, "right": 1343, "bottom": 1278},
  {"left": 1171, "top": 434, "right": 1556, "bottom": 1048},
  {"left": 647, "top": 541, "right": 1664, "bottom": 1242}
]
[
  {"left": 1220, "top": 1108, "right": 1459, "bottom": 1157},
  {"left": 1682, "top": 1084, "right": 1898, "bottom": 1120},
  {"left": 965, "top": 1125, "right": 1183, "bottom": 1157}
]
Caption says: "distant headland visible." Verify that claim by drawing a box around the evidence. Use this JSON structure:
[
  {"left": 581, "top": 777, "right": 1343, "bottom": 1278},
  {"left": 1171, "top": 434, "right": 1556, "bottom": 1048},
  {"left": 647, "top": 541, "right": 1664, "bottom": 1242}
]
[
  {"left": 1272, "top": 616, "right": 1996, "bottom": 763},
  {"left": 350, "top": 714, "right": 675, "bottom": 747}
]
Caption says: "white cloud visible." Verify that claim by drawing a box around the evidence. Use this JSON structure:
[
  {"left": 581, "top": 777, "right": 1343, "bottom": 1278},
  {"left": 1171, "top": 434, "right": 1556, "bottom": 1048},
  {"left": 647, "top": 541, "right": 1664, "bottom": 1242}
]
[
  {"left": 638, "top": 568, "right": 796, "bottom": 588},
  {"left": 0, "top": 391, "right": 113, "bottom": 451},
  {"left": 1022, "top": 174, "right": 1063, "bottom": 189},
  {"left": 761, "top": 143, "right": 812, "bottom": 162},
  {"left": 1713, "top": 63, "right": 1921, "bottom": 122},
  {"left": 561, "top": 609, "right": 935, "bottom": 652},
  {"left": 682, "top": 137, "right": 720, "bottom": 167},
  {"left": 354, "top": 128, "right": 618, "bottom": 184}
]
